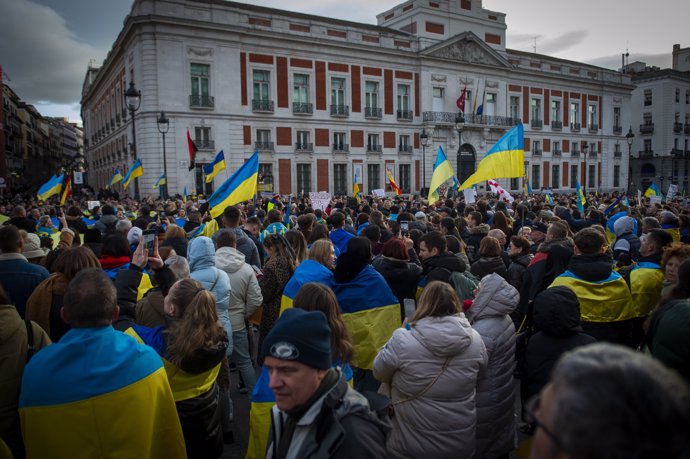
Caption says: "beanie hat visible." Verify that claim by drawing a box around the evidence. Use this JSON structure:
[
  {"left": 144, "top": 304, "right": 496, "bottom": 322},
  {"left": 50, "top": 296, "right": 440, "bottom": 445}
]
[
  {"left": 127, "top": 226, "right": 142, "bottom": 246},
  {"left": 414, "top": 211, "right": 426, "bottom": 220},
  {"left": 22, "top": 233, "right": 48, "bottom": 259},
  {"left": 261, "top": 308, "right": 331, "bottom": 370}
]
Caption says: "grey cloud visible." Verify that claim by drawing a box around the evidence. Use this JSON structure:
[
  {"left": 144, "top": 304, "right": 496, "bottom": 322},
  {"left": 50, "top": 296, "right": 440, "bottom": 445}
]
[
  {"left": 585, "top": 52, "right": 671, "bottom": 71},
  {"left": 535, "top": 30, "right": 588, "bottom": 55},
  {"left": 0, "top": 0, "right": 104, "bottom": 105}
]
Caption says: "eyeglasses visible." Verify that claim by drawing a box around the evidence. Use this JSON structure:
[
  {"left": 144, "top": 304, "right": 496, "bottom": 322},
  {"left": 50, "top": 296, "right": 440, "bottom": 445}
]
[{"left": 524, "top": 394, "right": 567, "bottom": 452}]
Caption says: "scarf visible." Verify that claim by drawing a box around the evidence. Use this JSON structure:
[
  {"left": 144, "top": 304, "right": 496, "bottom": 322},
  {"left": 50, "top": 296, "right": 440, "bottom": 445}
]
[{"left": 99, "top": 254, "right": 131, "bottom": 270}]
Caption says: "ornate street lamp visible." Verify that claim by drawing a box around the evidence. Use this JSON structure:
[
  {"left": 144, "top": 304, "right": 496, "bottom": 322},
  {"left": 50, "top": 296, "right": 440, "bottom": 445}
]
[
  {"left": 420, "top": 129, "right": 429, "bottom": 197},
  {"left": 157, "top": 111, "right": 170, "bottom": 199},
  {"left": 124, "top": 81, "right": 141, "bottom": 198},
  {"left": 626, "top": 127, "right": 635, "bottom": 195}
]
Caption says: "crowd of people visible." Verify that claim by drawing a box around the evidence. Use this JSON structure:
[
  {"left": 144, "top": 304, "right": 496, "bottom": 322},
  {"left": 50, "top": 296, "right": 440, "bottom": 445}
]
[{"left": 1, "top": 187, "right": 690, "bottom": 459}]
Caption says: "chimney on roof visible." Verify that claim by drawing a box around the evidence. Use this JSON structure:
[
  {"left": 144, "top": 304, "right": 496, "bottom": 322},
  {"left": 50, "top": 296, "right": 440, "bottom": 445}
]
[{"left": 673, "top": 44, "right": 680, "bottom": 70}]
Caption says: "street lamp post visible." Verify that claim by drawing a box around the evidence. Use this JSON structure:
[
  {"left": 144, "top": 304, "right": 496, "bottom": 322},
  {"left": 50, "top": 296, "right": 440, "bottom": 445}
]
[
  {"left": 626, "top": 127, "right": 635, "bottom": 195},
  {"left": 455, "top": 112, "right": 465, "bottom": 182},
  {"left": 156, "top": 111, "right": 170, "bottom": 199},
  {"left": 420, "top": 129, "right": 429, "bottom": 197},
  {"left": 582, "top": 142, "right": 589, "bottom": 193},
  {"left": 124, "top": 81, "right": 141, "bottom": 199}
]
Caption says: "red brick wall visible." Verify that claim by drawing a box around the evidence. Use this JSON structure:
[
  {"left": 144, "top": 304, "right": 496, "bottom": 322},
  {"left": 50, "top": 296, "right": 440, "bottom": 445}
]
[
  {"left": 240, "top": 53, "right": 247, "bottom": 106},
  {"left": 485, "top": 33, "right": 501, "bottom": 45},
  {"left": 384, "top": 69, "right": 393, "bottom": 115},
  {"left": 544, "top": 89, "right": 550, "bottom": 125},
  {"left": 290, "top": 58, "right": 312, "bottom": 68},
  {"left": 317, "top": 159, "right": 329, "bottom": 191},
  {"left": 522, "top": 87, "right": 530, "bottom": 122},
  {"left": 544, "top": 139, "right": 551, "bottom": 152},
  {"left": 243, "top": 125, "right": 251, "bottom": 145},
  {"left": 563, "top": 161, "right": 569, "bottom": 187},
  {"left": 315, "top": 128, "right": 329, "bottom": 147},
  {"left": 563, "top": 93, "right": 569, "bottom": 125},
  {"left": 543, "top": 161, "right": 550, "bottom": 188},
  {"left": 315, "top": 61, "right": 326, "bottom": 110},
  {"left": 328, "top": 63, "right": 349, "bottom": 72},
  {"left": 351, "top": 65, "right": 361, "bottom": 113},
  {"left": 351, "top": 130, "right": 364, "bottom": 148},
  {"left": 414, "top": 73, "right": 420, "bottom": 117},
  {"left": 276, "top": 57, "right": 288, "bottom": 108},
  {"left": 249, "top": 53, "right": 273, "bottom": 64},
  {"left": 363, "top": 67, "right": 382, "bottom": 76},
  {"left": 279, "top": 159, "right": 291, "bottom": 195},
  {"left": 384, "top": 131, "right": 395, "bottom": 148},
  {"left": 563, "top": 139, "right": 570, "bottom": 152},
  {"left": 276, "top": 127, "right": 291, "bottom": 146},
  {"left": 426, "top": 22, "right": 445, "bottom": 34}
]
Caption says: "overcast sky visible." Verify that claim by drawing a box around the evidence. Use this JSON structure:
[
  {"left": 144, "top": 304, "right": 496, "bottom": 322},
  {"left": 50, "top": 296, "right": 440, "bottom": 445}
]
[{"left": 1, "top": 0, "right": 687, "bottom": 124}]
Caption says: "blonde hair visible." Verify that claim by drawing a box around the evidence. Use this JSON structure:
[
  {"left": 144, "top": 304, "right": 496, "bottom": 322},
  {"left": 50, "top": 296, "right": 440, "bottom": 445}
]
[
  {"left": 165, "top": 279, "right": 227, "bottom": 367},
  {"left": 309, "top": 239, "right": 335, "bottom": 267},
  {"left": 410, "top": 281, "right": 461, "bottom": 323},
  {"left": 165, "top": 224, "right": 186, "bottom": 240}
]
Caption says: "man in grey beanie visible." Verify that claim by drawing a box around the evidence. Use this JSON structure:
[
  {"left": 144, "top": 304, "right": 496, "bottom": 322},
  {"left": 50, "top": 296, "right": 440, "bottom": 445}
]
[{"left": 262, "top": 308, "right": 388, "bottom": 459}]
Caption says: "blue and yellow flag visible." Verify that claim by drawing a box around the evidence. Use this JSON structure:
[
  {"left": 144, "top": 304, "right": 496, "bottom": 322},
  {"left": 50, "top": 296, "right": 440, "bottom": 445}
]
[
  {"left": 153, "top": 173, "right": 166, "bottom": 189},
  {"left": 428, "top": 146, "right": 455, "bottom": 203},
  {"left": 545, "top": 193, "right": 554, "bottom": 205},
  {"left": 575, "top": 179, "right": 586, "bottom": 214},
  {"left": 203, "top": 150, "right": 226, "bottom": 183},
  {"left": 353, "top": 174, "right": 362, "bottom": 204},
  {"left": 644, "top": 183, "right": 661, "bottom": 198},
  {"left": 460, "top": 123, "right": 524, "bottom": 190},
  {"left": 107, "top": 169, "right": 123, "bottom": 188},
  {"left": 279, "top": 260, "right": 335, "bottom": 315},
  {"left": 208, "top": 152, "right": 259, "bottom": 218},
  {"left": 182, "top": 186, "right": 188, "bottom": 203},
  {"left": 37, "top": 174, "right": 64, "bottom": 201},
  {"left": 122, "top": 159, "right": 144, "bottom": 190},
  {"left": 604, "top": 195, "right": 624, "bottom": 216}
]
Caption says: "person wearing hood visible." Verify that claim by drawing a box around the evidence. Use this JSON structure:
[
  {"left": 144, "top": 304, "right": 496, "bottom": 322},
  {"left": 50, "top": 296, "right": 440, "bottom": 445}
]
[
  {"left": 507, "top": 235, "right": 532, "bottom": 292},
  {"left": 161, "top": 224, "right": 188, "bottom": 259},
  {"left": 94, "top": 204, "right": 119, "bottom": 235},
  {"left": 374, "top": 281, "right": 487, "bottom": 459},
  {"left": 550, "top": 228, "right": 634, "bottom": 344},
  {"left": 465, "top": 273, "right": 519, "bottom": 459},
  {"left": 212, "top": 206, "right": 261, "bottom": 268},
  {"left": 612, "top": 215, "right": 640, "bottom": 262},
  {"left": 329, "top": 211, "right": 355, "bottom": 255},
  {"left": 418, "top": 231, "right": 466, "bottom": 288},
  {"left": 466, "top": 211, "right": 490, "bottom": 263},
  {"left": 520, "top": 287, "right": 595, "bottom": 408},
  {"left": 471, "top": 236, "right": 509, "bottom": 281},
  {"left": 126, "top": 278, "right": 229, "bottom": 459},
  {"left": 660, "top": 210, "right": 681, "bottom": 243},
  {"left": 215, "top": 231, "right": 263, "bottom": 395}
]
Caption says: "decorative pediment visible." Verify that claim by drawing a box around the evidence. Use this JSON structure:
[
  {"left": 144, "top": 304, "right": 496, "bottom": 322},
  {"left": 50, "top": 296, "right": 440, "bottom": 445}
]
[{"left": 422, "top": 32, "right": 512, "bottom": 68}]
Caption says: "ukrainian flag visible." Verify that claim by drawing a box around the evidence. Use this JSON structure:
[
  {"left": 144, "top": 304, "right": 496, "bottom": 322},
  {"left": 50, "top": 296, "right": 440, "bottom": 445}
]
[
  {"left": 37, "top": 174, "right": 64, "bottom": 201},
  {"left": 428, "top": 146, "right": 455, "bottom": 204},
  {"left": 460, "top": 123, "right": 524, "bottom": 190},
  {"left": 246, "top": 363, "right": 353, "bottom": 459},
  {"left": 108, "top": 169, "right": 123, "bottom": 188},
  {"left": 183, "top": 185, "right": 188, "bottom": 203},
  {"left": 153, "top": 173, "right": 166, "bottom": 189},
  {"left": 629, "top": 262, "right": 664, "bottom": 318},
  {"left": 204, "top": 150, "right": 226, "bottom": 183},
  {"left": 333, "top": 265, "right": 400, "bottom": 370},
  {"left": 545, "top": 193, "right": 554, "bottom": 205},
  {"left": 575, "top": 179, "right": 586, "bottom": 214},
  {"left": 644, "top": 183, "right": 662, "bottom": 198},
  {"left": 208, "top": 152, "right": 259, "bottom": 218},
  {"left": 354, "top": 174, "right": 362, "bottom": 204},
  {"left": 279, "top": 260, "right": 335, "bottom": 315},
  {"left": 122, "top": 159, "right": 144, "bottom": 190}
]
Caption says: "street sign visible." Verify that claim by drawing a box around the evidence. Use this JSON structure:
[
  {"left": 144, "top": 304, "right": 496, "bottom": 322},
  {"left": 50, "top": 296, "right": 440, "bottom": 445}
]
[{"left": 73, "top": 172, "right": 83, "bottom": 184}]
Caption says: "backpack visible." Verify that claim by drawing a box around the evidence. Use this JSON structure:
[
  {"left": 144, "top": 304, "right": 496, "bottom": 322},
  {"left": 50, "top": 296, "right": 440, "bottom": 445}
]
[{"left": 448, "top": 271, "right": 480, "bottom": 303}]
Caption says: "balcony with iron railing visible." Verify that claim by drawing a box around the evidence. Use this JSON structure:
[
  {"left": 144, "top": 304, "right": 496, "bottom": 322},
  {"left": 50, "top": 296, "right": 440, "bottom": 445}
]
[
  {"left": 332, "top": 143, "right": 349, "bottom": 153},
  {"left": 588, "top": 150, "right": 598, "bottom": 158},
  {"left": 553, "top": 149, "right": 562, "bottom": 157},
  {"left": 588, "top": 124, "right": 598, "bottom": 133},
  {"left": 422, "top": 112, "right": 519, "bottom": 127},
  {"left": 397, "top": 109, "right": 413, "bottom": 121},
  {"left": 293, "top": 102, "right": 313, "bottom": 115},
  {"left": 196, "top": 139, "right": 215, "bottom": 150},
  {"left": 570, "top": 122, "right": 581, "bottom": 132},
  {"left": 639, "top": 150, "right": 654, "bottom": 158},
  {"left": 254, "top": 141, "right": 274, "bottom": 152},
  {"left": 640, "top": 123, "right": 654, "bottom": 134},
  {"left": 367, "top": 144, "right": 383, "bottom": 153},
  {"left": 532, "top": 149, "right": 542, "bottom": 156},
  {"left": 116, "top": 114, "right": 121, "bottom": 125},
  {"left": 673, "top": 122, "right": 683, "bottom": 133},
  {"left": 531, "top": 119, "right": 543, "bottom": 129},
  {"left": 330, "top": 105, "right": 349, "bottom": 117},
  {"left": 295, "top": 142, "right": 313, "bottom": 152},
  {"left": 190, "top": 95, "right": 215, "bottom": 108},
  {"left": 365, "top": 107, "right": 382, "bottom": 120},
  {"left": 613, "top": 125, "right": 622, "bottom": 134},
  {"left": 551, "top": 121, "right": 562, "bottom": 130},
  {"left": 399, "top": 145, "right": 413, "bottom": 154},
  {"left": 685, "top": 124, "right": 690, "bottom": 134},
  {"left": 252, "top": 99, "right": 274, "bottom": 113},
  {"left": 571, "top": 150, "right": 580, "bottom": 158},
  {"left": 614, "top": 151, "right": 622, "bottom": 158}
]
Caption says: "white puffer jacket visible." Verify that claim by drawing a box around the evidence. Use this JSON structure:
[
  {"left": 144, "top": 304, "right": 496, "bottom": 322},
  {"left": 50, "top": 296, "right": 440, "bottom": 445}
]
[
  {"left": 466, "top": 273, "right": 519, "bottom": 458},
  {"left": 373, "top": 314, "right": 487, "bottom": 459},
  {"left": 215, "top": 246, "right": 262, "bottom": 332}
]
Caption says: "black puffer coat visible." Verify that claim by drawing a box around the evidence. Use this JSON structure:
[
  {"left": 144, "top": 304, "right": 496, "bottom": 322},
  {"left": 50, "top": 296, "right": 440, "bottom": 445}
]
[
  {"left": 372, "top": 255, "right": 422, "bottom": 308},
  {"left": 421, "top": 252, "right": 466, "bottom": 285},
  {"left": 471, "top": 256, "right": 508, "bottom": 281}
]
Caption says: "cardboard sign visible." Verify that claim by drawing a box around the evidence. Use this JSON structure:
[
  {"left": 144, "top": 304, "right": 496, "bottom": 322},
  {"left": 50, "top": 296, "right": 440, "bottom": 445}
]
[
  {"left": 372, "top": 189, "right": 386, "bottom": 198},
  {"left": 309, "top": 191, "right": 331, "bottom": 211},
  {"left": 87, "top": 200, "right": 100, "bottom": 210}
]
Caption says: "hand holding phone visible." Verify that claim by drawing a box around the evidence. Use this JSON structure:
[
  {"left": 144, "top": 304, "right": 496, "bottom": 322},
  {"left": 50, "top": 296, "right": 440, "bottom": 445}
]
[{"left": 142, "top": 229, "right": 157, "bottom": 256}]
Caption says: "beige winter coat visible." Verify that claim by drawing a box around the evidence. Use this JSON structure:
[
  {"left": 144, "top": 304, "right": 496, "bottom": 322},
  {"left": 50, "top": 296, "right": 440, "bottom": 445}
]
[{"left": 373, "top": 314, "right": 487, "bottom": 459}]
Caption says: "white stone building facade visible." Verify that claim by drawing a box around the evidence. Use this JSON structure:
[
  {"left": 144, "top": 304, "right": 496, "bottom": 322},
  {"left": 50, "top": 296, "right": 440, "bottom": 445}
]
[{"left": 81, "top": 0, "right": 633, "bottom": 197}]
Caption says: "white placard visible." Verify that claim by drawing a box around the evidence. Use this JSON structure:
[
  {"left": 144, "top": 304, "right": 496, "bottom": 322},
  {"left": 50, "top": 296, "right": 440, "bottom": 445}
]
[
  {"left": 87, "top": 200, "right": 100, "bottom": 210},
  {"left": 649, "top": 196, "right": 663, "bottom": 205},
  {"left": 309, "top": 191, "right": 331, "bottom": 211},
  {"left": 667, "top": 184, "right": 678, "bottom": 201},
  {"left": 372, "top": 189, "right": 386, "bottom": 198},
  {"left": 73, "top": 171, "right": 84, "bottom": 184},
  {"left": 463, "top": 187, "right": 476, "bottom": 204}
]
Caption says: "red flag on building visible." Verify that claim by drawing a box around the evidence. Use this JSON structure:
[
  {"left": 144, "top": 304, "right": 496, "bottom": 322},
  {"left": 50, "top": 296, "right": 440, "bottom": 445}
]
[
  {"left": 456, "top": 86, "right": 467, "bottom": 112},
  {"left": 186, "top": 130, "right": 198, "bottom": 171}
]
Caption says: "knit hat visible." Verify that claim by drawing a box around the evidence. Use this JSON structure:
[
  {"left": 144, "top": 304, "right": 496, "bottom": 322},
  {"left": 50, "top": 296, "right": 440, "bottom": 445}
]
[
  {"left": 127, "top": 226, "right": 143, "bottom": 245},
  {"left": 261, "top": 308, "right": 331, "bottom": 370},
  {"left": 660, "top": 211, "right": 679, "bottom": 226},
  {"left": 414, "top": 211, "right": 427, "bottom": 220},
  {"left": 22, "top": 233, "right": 48, "bottom": 259}
]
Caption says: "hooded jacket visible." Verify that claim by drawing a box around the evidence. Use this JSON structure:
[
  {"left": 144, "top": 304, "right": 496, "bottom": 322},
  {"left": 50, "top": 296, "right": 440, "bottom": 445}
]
[
  {"left": 330, "top": 228, "right": 355, "bottom": 255},
  {"left": 466, "top": 273, "right": 518, "bottom": 458},
  {"left": 373, "top": 315, "right": 487, "bottom": 458},
  {"left": 212, "top": 227, "right": 261, "bottom": 268},
  {"left": 522, "top": 287, "right": 596, "bottom": 402},
  {"left": 372, "top": 255, "right": 422, "bottom": 309},
  {"left": 215, "top": 246, "right": 263, "bottom": 332},
  {"left": 612, "top": 216, "right": 641, "bottom": 261},
  {"left": 421, "top": 252, "right": 466, "bottom": 287},
  {"left": 94, "top": 214, "right": 119, "bottom": 235},
  {"left": 507, "top": 253, "right": 532, "bottom": 292},
  {"left": 188, "top": 237, "right": 232, "bottom": 354},
  {"left": 466, "top": 224, "right": 490, "bottom": 263},
  {"left": 649, "top": 299, "right": 690, "bottom": 384},
  {"left": 470, "top": 256, "right": 508, "bottom": 281}
]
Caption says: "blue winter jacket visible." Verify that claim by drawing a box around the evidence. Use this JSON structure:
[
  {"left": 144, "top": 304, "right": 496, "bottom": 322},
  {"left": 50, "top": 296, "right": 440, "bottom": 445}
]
[{"left": 188, "top": 237, "right": 233, "bottom": 355}]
